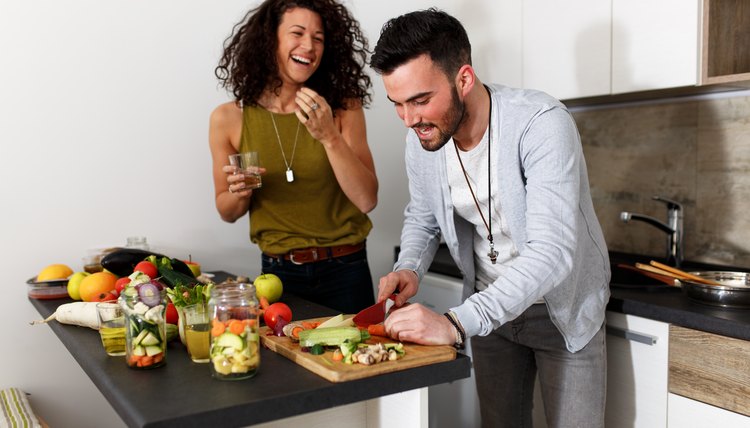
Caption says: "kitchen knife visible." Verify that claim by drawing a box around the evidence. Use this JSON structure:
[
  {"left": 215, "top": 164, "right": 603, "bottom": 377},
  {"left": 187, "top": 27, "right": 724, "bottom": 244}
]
[{"left": 353, "top": 295, "right": 396, "bottom": 327}]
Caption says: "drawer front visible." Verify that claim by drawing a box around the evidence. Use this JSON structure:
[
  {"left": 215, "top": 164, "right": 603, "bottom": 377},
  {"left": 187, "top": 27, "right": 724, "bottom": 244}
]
[{"left": 669, "top": 325, "right": 750, "bottom": 417}]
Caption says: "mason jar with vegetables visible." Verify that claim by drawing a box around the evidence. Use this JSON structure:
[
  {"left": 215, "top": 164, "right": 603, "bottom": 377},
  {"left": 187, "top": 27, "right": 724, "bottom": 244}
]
[
  {"left": 207, "top": 282, "right": 260, "bottom": 380},
  {"left": 119, "top": 273, "right": 168, "bottom": 369}
]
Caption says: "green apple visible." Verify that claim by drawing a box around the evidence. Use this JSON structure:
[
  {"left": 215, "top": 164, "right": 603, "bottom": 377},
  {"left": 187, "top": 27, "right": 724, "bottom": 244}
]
[
  {"left": 67, "top": 271, "right": 90, "bottom": 300},
  {"left": 254, "top": 273, "right": 283, "bottom": 303}
]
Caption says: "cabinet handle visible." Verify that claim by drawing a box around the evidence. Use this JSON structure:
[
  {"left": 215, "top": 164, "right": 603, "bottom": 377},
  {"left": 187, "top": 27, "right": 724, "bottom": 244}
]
[{"left": 606, "top": 325, "right": 657, "bottom": 346}]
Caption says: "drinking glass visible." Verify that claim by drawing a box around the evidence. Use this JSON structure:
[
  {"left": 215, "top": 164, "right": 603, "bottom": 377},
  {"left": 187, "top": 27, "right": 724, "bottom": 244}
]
[
  {"left": 228, "top": 152, "right": 262, "bottom": 189},
  {"left": 183, "top": 303, "right": 210, "bottom": 363},
  {"left": 97, "top": 302, "right": 126, "bottom": 356}
]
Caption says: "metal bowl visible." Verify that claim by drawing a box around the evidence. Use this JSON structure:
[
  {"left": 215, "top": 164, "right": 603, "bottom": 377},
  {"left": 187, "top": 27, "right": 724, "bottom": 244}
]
[{"left": 676, "top": 271, "right": 750, "bottom": 308}]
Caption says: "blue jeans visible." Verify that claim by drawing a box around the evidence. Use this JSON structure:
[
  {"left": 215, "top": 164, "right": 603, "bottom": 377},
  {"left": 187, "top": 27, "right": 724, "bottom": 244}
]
[
  {"left": 471, "top": 303, "right": 606, "bottom": 428},
  {"left": 261, "top": 248, "right": 375, "bottom": 314}
]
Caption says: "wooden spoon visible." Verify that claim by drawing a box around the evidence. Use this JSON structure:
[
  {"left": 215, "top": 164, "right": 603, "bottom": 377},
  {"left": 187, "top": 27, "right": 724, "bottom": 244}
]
[
  {"left": 615, "top": 263, "right": 678, "bottom": 286},
  {"left": 649, "top": 260, "right": 722, "bottom": 286}
]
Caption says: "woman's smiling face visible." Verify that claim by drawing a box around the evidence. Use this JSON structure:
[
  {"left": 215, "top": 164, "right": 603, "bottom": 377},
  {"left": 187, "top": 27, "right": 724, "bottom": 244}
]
[{"left": 275, "top": 7, "right": 325, "bottom": 86}]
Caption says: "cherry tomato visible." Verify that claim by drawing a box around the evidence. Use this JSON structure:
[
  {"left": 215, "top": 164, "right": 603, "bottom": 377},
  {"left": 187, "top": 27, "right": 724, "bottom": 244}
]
[
  {"left": 114, "top": 277, "right": 130, "bottom": 297},
  {"left": 165, "top": 302, "right": 178, "bottom": 325},
  {"left": 92, "top": 292, "right": 117, "bottom": 302},
  {"left": 263, "top": 302, "right": 292, "bottom": 330},
  {"left": 134, "top": 261, "right": 158, "bottom": 279}
]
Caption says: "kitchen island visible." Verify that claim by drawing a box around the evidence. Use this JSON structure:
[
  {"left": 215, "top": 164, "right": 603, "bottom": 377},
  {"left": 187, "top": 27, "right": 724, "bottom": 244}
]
[{"left": 29, "top": 273, "right": 471, "bottom": 428}]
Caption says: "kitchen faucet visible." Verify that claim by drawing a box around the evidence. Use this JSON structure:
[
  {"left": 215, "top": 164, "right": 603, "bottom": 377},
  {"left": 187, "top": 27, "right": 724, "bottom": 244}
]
[{"left": 620, "top": 196, "right": 684, "bottom": 267}]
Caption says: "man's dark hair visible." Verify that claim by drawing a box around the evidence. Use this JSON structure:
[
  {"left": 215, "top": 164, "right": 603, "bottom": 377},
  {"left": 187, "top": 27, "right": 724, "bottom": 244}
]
[
  {"left": 215, "top": 0, "right": 371, "bottom": 111},
  {"left": 370, "top": 8, "right": 471, "bottom": 78}
]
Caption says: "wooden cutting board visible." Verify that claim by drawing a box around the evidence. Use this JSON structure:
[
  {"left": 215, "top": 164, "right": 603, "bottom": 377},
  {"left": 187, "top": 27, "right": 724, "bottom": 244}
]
[{"left": 260, "top": 318, "right": 456, "bottom": 383}]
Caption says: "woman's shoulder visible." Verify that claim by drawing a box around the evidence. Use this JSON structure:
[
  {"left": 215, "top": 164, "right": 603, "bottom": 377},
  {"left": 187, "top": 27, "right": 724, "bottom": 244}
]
[{"left": 210, "top": 101, "right": 243, "bottom": 131}]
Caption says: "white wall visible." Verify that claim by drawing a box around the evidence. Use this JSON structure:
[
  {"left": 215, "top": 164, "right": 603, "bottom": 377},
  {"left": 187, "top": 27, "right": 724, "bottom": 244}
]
[{"left": 0, "top": 1, "right": 508, "bottom": 426}]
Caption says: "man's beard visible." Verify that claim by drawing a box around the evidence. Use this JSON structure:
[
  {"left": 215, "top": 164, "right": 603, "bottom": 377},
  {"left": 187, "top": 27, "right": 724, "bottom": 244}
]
[{"left": 417, "top": 86, "right": 466, "bottom": 152}]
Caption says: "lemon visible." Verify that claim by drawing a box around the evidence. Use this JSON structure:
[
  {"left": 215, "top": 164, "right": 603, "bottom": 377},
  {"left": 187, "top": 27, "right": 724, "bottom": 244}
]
[{"left": 37, "top": 264, "right": 73, "bottom": 281}]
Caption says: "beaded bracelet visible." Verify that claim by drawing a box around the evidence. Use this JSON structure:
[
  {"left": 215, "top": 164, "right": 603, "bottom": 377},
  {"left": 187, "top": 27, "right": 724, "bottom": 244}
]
[{"left": 444, "top": 312, "right": 466, "bottom": 350}]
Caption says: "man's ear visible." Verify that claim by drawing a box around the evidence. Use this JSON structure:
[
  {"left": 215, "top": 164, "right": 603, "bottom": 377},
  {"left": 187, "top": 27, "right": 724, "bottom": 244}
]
[{"left": 455, "top": 64, "right": 476, "bottom": 97}]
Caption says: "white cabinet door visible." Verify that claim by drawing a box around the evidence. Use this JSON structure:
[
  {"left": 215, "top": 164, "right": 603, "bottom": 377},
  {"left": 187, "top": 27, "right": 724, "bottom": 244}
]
[
  {"left": 612, "top": 0, "right": 700, "bottom": 94},
  {"left": 468, "top": 0, "right": 523, "bottom": 88},
  {"left": 605, "top": 312, "right": 669, "bottom": 428},
  {"left": 523, "top": 0, "right": 611, "bottom": 99},
  {"left": 667, "top": 393, "right": 750, "bottom": 428}
]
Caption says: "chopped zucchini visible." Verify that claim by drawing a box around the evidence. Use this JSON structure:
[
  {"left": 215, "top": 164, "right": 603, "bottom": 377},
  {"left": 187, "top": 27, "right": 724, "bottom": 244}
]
[{"left": 298, "top": 326, "right": 369, "bottom": 348}]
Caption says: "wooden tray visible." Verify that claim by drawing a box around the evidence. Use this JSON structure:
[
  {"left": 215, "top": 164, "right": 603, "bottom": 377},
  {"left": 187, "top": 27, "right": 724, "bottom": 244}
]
[{"left": 260, "top": 318, "right": 456, "bottom": 383}]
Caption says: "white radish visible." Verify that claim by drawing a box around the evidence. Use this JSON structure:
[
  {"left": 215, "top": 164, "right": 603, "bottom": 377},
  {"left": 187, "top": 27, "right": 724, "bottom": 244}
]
[{"left": 30, "top": 302, "right": 100, "bottom": 330}]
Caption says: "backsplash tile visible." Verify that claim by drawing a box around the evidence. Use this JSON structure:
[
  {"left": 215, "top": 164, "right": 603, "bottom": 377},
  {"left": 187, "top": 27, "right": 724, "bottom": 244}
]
[{"left": 573, "top": 94, "right": 750, "bottom": 267}]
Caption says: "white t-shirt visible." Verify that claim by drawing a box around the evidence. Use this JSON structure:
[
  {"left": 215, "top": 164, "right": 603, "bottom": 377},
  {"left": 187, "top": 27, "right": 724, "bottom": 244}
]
[{"left": 444, "top": 129, "right": 519, "bottom": 292}]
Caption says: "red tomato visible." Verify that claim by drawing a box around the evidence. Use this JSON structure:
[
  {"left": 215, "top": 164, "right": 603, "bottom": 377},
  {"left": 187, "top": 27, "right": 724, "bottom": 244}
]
[
  {"left": 134, "top": 261, "right": 158, "bottom": 279},
  {"left": 165, "top": 302, "right": 178, "bottom": 325},
  {"left": 114, "top": 277, "right": 130, "bottom": 297},
  {"left": 92, "top": 292, "right": 117, "bottom": 302},
  {"left": 263, "top": 302, "right": 292, "bottom": 329}
]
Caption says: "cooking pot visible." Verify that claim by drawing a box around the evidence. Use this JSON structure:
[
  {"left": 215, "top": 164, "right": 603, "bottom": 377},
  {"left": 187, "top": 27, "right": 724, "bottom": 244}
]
[{"left": 676, "top": 271, "right": 750, "bottom": 308}]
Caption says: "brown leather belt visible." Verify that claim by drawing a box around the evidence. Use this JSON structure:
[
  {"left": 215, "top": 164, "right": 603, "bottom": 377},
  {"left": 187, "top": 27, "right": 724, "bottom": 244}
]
[{"left": 265, "top": 242, "right": 365, "bottom": 265}]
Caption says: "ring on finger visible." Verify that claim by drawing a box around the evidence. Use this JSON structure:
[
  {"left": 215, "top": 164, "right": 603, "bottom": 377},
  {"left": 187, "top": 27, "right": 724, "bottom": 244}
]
[{"left": 310, "top": 102, "right": 319, "bottom": 111}]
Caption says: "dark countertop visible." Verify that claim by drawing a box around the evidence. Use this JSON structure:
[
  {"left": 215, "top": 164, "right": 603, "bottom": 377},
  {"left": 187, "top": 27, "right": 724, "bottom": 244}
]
[
  {"left": 30, "top": 272, "right": 470, "bottom": 428},
  {"left": 425, "top": 246, "right": 750, "bottom": 342}
]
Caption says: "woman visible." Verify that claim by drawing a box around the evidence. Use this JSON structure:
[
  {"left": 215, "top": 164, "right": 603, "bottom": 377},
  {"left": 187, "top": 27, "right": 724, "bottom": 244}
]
[{"left": 209, "top": 0, "right": 378, "bottom": 314}]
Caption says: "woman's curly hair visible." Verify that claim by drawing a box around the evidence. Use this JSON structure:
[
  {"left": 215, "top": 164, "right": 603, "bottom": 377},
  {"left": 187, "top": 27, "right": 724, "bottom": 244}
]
[{"left": 215, "top": 0, "right": 372, "bottom": 111}]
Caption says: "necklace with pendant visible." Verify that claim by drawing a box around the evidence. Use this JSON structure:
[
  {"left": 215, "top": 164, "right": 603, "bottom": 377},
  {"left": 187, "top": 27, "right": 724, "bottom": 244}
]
[
  {"left": 269, "top": 111, "right": 300, "bottom": 183},
  {"left": 453, "top": 86, "right": 498, "bottom": 264}
]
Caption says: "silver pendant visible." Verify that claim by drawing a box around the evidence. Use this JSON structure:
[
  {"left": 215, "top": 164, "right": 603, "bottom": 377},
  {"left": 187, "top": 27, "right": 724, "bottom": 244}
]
[
  {"left": 488, "top": 244, "right": 498, "bottom": 264},
  {"left": 286, "top": 169, "right": 294, "bottom": 183}
]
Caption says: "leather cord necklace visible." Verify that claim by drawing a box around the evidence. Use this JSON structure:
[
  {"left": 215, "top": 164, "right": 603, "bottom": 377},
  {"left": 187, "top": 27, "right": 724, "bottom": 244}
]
[
  {"left": 269, "top": 111, "right": 300, "bottom": 183},
  {"left": 453, "top": 86, "right": 498, "bottom": 264}
]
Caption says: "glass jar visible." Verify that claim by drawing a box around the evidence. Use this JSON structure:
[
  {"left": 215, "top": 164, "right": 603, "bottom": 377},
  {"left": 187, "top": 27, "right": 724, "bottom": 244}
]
[
  {"left": 119, "top": 286, "right": 167, "bottom": 369},
  {"left": 125, "top": 236, "right": 149, "bottom": 251},
  {"left": 208, "top": 282, "right": 260, "bottom": 380}
]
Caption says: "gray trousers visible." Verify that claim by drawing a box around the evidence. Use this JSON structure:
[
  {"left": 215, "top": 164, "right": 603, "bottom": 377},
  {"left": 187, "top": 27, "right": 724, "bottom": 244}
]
[{"left": 471, "top": 303, "right": 606, "bottom": 428}]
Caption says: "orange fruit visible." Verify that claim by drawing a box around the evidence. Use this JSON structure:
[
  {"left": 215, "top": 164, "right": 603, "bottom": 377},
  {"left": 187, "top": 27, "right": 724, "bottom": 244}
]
[
  {"left": 79, "top": 271, "right": 117, "bottom": 302},
  {"left": 37, "top": 264, "right": 73, "bottom": 281}
]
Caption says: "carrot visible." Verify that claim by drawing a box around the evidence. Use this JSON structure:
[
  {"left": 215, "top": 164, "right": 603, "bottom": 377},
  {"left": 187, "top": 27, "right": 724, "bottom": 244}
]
[
  {"left": 302, "top": 321, "right": 320, "bottom": 330},
  {"left": 291, "top": 326, "right": 304, "bottom": 339},
  {"left": 367, "top": 324, "right": 387, "bottom": 337},
  {"left": 211, "top": 319, "right": 226, "bottom": 337},
  {"left": 332, "top": 349, "right": 344, "bottom": 362},
  {"left": 30, "top": 302, "right": 100, "bottom": 330},
  {"left": 153, "top": 353, "right": 164, "bottom": 363},
  {"left": 242, "top": 319, "right": 257, "bottom": 327},
  {"left": 259, "top": 296, "right": 270, "bottom": 310},
  {"left": 228, "top": 319, "right": 245, "bottom": 335},
  {"left": 140, "top": 356, "right": 154, "bottom": 367}
]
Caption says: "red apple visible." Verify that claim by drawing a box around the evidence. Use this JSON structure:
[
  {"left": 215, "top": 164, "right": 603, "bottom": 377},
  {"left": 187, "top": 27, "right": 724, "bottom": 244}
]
[{"left": 182, "top": 260, "right": 201, "bottom": 277}]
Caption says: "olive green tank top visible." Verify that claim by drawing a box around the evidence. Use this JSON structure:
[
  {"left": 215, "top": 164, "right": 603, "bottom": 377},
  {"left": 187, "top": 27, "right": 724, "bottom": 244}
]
[{"left": 240, "top": 106, "right": 372, "bottom": 254}]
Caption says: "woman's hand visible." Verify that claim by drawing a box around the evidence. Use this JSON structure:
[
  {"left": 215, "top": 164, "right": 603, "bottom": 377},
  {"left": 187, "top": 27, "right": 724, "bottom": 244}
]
[
  {"left": 293, "top": 88, "right": 378, "bottom": 213},
  {"left": 294, "top": 87, "right": 337, "bottom": 145},
  {"left": 223, "top": 164, "right": 267, "bottom": 199}
]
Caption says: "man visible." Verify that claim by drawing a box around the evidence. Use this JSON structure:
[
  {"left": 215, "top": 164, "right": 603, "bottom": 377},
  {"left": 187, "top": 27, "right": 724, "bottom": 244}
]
[{"left": 370, "top": 9, "right": 610, "bottom": 428}]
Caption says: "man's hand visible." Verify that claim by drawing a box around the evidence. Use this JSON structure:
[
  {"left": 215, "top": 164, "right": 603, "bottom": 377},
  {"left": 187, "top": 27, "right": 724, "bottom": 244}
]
[
  {"left": 377, "top": 269, "right": 418, "bottom": 307},
  {"left": 384, "top": 303, "right": 455, "bottom": 346}
]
